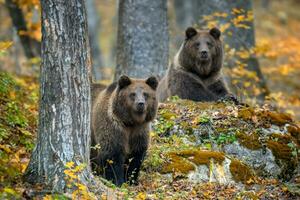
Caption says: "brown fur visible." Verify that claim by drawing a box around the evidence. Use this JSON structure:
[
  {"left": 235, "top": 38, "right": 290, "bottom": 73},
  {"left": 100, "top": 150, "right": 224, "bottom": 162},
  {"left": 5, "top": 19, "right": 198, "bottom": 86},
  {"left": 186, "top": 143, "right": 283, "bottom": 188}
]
[
  {"left": 91, "top": 83, "right": 106, "bottom": 103},
  {"left": 158, "top": 27, "right": 229, "bottom": 102},
  {"left": 90, "top": 75, "right": 158, "bottom": 186}
]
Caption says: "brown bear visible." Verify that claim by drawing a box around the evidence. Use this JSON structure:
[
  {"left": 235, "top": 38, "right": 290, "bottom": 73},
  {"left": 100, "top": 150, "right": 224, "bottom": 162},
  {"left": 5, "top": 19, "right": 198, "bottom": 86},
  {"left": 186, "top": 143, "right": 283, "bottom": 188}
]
[
  {"left": 90, "top": 75, "right": 158, "bottom": 186},
  {"left": 157, "top": 27, "right": 230, "bottom": 102},
  {"left": 91, "top": 83, "right": 106, "bottom": 103}
]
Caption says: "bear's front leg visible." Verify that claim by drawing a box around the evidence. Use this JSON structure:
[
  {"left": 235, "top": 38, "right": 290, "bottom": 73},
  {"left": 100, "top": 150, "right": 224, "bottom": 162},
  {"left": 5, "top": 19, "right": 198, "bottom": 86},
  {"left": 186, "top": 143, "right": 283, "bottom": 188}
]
[
  {"left": 126, "top": 132, "right": 149, "bottom": 185},
  {"left": 104, "top": 148, "right": 126, "bottom": 186},
  {"left": 126, "top": 148, "right": 147, "bottom": 185}
]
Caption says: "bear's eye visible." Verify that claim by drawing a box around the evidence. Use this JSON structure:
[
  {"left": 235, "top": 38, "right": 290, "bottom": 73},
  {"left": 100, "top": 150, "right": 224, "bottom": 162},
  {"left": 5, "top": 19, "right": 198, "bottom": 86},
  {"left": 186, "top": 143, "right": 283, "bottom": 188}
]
[
  {"left": 207, "top": 42, "right": 212, "bottom": 48},
  {"left": 143, "top": 92, "right": 149, "bottom": 99},
  {"left": 194, "top": 42, "right": 200, "bottom": 48},
  {"left": 129, "top": 93, "right": 136, "bottom": 99}
]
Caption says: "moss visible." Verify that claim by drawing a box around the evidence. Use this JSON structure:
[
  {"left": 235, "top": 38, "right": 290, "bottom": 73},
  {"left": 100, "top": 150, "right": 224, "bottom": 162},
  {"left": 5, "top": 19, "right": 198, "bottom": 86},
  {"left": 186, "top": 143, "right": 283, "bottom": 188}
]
[
  {"left": 177, "top": 100, "right": 225, "bottom": 111},
  {"left": 177, "top": 150, "right": 225, "bottom": 165},
  {"left": 270, "top": 133, "right": 294, "bottom": 144},
  {"left": 161, "top": 150, "right": 225, "bottom": 174},
  {"left": 238, "top": 108, "right": 255, "bottom": 121},
  {"left": 266, "top": 111, "right": 292, "bottom": 126},
  {"left": 238, "top": 108, "right": 293, "bottom": 126},
  {"left": 161, "top": 153, "right": 195, "bottom": 174},
  {"left": 230, "top": 159, "right": 254, "bottom": 184},
  {"left": 287, "top": 125, "right": 300, "bottom": 144},
  {"left": 160, "top": 110, "right": 177, "bottom": 120},
  {"left": 266, "top": 140, "right": 293, "bottom": 161},
  {"left": 236, "top": 132, "right": 262, "bottom": 150},
  {"left": 266, "top": 138, "right": 298, "bottom": 180}
]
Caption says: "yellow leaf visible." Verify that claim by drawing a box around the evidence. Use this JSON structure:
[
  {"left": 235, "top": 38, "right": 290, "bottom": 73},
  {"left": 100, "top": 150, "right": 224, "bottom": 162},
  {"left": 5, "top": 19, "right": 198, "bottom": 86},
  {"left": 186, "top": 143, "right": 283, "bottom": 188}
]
[
  {"left": 43, "top": 195, "right": 53, "bottom": 200},
  {"left": 107, "top": 159, "right": 114, "bottom": 165},
  {"left": 0, "top": 41, "right": 13, "bottom": 52},
  {"left": 65, "top": 161, "right": 75, "bottom": 168},
  {"left": 244, "top": 82, "right": 251, "bottom": 88},
  {"left": 0, "top": 144, "right": 12, "bottom": 153},
  {"left": 136, "top": 192, "right": 146, "bottom": 200},
  {"left": 3, "top": 187, "right": 17, "bottom": 195}
]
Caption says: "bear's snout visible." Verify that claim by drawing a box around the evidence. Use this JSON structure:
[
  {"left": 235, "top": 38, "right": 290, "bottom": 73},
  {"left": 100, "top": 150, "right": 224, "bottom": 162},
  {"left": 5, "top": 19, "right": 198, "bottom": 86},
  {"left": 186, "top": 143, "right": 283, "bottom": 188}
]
[
  {"left": 200, "top": 50, "right": 208, "bottom": 59},
  {"left": 136, "top": 102, "right": 145, "bottom": 111}
]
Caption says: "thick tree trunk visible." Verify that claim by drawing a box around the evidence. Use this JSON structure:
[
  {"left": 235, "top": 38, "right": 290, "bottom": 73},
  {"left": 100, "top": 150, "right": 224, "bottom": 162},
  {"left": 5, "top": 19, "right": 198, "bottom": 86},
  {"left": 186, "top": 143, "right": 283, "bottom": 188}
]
[
  {"left": 5, "top": 0, "right": 41, "bottom": 58},
  {"left": 115, "top": 0, "right": 169, "bottom": 79},
  {"left": 195, "top": 0, "right": 269, "bottom": 100},
  {"left": 86, "top": 0, "right": 104, "bottom": 81},
  {"left": 24, "top": 0, "right": 104, "bottom": 194}
]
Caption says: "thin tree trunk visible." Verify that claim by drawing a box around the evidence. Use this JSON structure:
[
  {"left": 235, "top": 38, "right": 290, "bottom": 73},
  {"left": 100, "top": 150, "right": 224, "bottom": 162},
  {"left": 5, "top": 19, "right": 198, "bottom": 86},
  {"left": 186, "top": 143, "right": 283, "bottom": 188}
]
[
  {"left": 86, "top": 0, "right": 104, "bottom": 81},
  {"left": 115, "top": 0, "right": 169, "bottom": 79},
  {"left": 24, "top": 0, "right": 106, "bottom": 194},
  {"left": 5, "top": 0, "right": 41, "bottom": 58}
]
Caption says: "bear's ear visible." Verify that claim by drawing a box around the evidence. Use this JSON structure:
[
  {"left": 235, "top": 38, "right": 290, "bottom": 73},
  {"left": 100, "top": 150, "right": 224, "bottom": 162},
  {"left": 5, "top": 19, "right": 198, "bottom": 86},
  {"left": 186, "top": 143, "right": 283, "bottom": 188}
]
[
  {"left": 209, "top": 27, "right": 221, "bottom": 40},
  {"left": 185, "top": 27, "right": 197, "bottom": 40},
  {"left": 145, "top": 76, "right": 158, "bottom": 90},
  {"left": 118, "top": 75, "right": 131, "bottom": 89}
]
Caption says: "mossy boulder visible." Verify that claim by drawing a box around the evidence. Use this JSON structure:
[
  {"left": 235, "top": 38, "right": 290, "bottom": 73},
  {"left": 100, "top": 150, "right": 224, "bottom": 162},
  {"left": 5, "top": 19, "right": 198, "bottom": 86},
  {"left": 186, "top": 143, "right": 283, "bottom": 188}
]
[
  {"left": 160, "top": 149, "right": 255, "bottom": 184},
  {"left": 148, "top": 99, "right": 300, "bottom": 184}
]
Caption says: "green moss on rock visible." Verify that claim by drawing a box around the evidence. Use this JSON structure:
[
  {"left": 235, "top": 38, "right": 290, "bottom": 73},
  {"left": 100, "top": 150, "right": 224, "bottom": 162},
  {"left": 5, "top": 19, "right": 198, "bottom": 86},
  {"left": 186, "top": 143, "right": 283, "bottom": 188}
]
[
  {"left": 161, "top": 153, "right": 195, "bottom": 174},
  {"left": 267, "top": 140, "right": 293, "bottom": 161},
  {"left": 230, "top": 159, "right": 255, "bottom": 184},
  {"left": 176, "top": 150, "right": 225, "bottom": 165},
  {"left": 161, "top": 150, "right": 225, "bottom": 175},
  {"left": 238, "top": 108, "right": 255, "bottom": 121},
  {"left": 266, "top": 111, "right": 293, "bottom": 126},
  {"left": 236, "top": 132, "right": 262, "bottom": 150},
  {"left": 287, "top": 125, "right": 300, "bottom": 144}
]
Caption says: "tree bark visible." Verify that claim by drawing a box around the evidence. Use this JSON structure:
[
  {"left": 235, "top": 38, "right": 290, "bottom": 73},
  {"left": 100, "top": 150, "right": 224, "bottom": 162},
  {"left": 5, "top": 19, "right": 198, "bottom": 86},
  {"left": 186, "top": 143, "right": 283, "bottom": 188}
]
[
  {"left": 172, "top": 0, "right": 199, "bottom": 51},
  {"left": 173, "top": 0, "right": 198, "bottom": 29},
  {"left": 5, "top": 0, "right": 41, "bottom": 58},
  {"left": 24, "top": 0, "right": 103, "bottom": 194},
  {"left": 114, "top": 0, "right": 169, "bottom": 79},
  {"left": 86, "top": 0, "right": 104, "bottom": 81},
  {"left": 195, "top": 0, "right": 269, "bottom": 99}
]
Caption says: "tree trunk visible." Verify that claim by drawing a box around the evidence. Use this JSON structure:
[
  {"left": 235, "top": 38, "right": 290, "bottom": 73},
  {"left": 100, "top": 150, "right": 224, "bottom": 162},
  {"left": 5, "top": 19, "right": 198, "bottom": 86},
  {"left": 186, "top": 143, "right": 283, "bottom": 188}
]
[
  {"left": 172, "top": 0, "right": 197, "bottom": 50},
  {"left": 173, "top": 0, "right": 198, "bottom": 29},
  {"left": 5, "top": 0, "right": 41, "bottom": 58},
  {"left": 195, "top": 0, "right": 269, "bottom": 100},
  {"left": 24, "top": 0, "right": 104, "bottom": 194},
  {"left": 114, "top": 0, "right": 169, "bottom": 79},
  {"left": 86, "top": 0, "right": 104, "bottom": 81}
]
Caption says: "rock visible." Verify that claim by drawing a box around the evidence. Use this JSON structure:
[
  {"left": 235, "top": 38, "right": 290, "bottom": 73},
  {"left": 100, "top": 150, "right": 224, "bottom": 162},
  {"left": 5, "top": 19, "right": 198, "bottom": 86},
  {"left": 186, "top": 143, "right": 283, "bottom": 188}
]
[{"left": 222, "top": 142, "right": 281, "bottom": 178}]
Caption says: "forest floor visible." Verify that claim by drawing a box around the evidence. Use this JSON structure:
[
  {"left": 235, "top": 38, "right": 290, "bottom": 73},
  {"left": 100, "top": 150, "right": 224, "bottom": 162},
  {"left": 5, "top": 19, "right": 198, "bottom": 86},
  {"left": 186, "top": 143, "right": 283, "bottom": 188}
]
[{"left": 0, "top": 73, "right": 299, "bottom": 199}]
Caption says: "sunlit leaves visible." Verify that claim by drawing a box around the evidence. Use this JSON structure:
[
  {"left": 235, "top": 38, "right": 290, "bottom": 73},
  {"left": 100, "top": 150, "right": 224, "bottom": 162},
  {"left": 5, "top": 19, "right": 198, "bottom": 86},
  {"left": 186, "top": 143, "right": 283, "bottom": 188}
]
[
  {"left": 0, "top": 41, "right": 13, "bottom": 54},
  {"left": 63, "top": 162, "right": 95, "bottom": 200},
  {"left": 14, "top": 0, "right": 42, "bottom": 41}
]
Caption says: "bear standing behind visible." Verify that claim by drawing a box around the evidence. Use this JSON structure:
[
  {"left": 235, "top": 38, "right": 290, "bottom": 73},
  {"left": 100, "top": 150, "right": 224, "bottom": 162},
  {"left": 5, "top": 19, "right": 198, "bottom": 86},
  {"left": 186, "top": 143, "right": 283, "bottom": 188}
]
[
  {"left": 158, "top": 27, "right": 230, "bottom": 102},
  {"left": 91, "top": 75, "right": 158, "bottom": 186}
]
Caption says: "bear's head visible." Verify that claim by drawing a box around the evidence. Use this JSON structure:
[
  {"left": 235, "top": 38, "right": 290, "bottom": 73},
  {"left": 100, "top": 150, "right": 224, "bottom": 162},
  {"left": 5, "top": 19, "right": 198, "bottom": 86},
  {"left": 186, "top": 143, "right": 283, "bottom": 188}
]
[
  {"left": 178, "top": 27, "right": 223, "bottom": 77},
  {"left": 112, "top": 75, "right": 158, "bottom": 126}
]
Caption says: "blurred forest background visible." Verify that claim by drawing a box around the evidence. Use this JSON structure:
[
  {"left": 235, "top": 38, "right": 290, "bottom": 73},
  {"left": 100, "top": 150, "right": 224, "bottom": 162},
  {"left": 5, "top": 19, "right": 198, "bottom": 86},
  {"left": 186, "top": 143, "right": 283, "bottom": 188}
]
[{"left": 0, "top": 0, "right": 300, "bottom": 198}]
